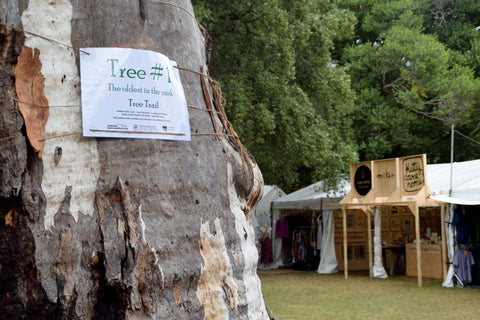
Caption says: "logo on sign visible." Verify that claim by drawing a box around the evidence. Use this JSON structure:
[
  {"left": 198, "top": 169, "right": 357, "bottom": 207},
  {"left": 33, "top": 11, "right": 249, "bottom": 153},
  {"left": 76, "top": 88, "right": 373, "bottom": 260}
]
[{"left": 354, "top": 165, "right": 372, "bottom": 196}]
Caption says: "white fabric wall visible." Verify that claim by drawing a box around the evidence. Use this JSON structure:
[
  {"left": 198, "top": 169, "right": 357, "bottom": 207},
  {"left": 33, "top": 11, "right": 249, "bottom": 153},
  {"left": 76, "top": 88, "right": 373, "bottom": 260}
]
[
  {"left": 373, "top": 207, "right": 388, "bottom": 278},
  {"left": 317, "top": 210, "right": 339, "bottom": 273},
  {"left": 443, "top": 204, "right": 456, "bottom": 287}
]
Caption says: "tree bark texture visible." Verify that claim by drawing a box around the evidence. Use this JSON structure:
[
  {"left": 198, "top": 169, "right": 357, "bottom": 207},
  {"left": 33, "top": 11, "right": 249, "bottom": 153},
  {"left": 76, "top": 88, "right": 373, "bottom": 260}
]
[{"left": 0, "top": 1, "right": 269, "bottom": 319}]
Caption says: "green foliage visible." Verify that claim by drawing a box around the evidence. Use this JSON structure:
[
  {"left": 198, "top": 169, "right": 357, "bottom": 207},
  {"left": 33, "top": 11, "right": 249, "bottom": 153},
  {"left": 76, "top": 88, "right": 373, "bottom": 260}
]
[
  {"left": 424, "top": 0, "right": 480, "bottom": 52},
  {"left": 192, "top": 0, "right": 358, "bottom": 188},
  {"left": 341, "top": 0, "right": 480, "bottom": 162},
  {"left": 362, "top": 1, "right": 426, "bottom": 36},
  {"left": 193, "top": 0, "right": 480, "bottom": 188}
]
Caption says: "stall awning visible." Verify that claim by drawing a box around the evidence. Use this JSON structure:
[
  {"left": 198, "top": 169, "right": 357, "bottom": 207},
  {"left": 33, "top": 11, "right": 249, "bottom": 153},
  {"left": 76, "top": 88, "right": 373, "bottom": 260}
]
[
  {"left": 429, "top": 194, "right": 480, "bottom": 205},
  {"left": 338, "top": 154, "right": 444, "bottom": 288},
  {"left": 427, "top": 159, "right": 480, "bottom": 205},
  {"left": 272, "top": 177, "right": 350, "bottom": 211}
]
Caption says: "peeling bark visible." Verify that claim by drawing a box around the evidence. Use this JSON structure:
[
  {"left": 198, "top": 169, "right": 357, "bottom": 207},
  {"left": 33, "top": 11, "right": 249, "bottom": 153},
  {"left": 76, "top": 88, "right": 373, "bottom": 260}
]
[
  {"left": 0, "top": 1, "right": 268, "bottom": 319},
  {"left": 0, "top": 25, "right": 27, "bottom": 199},
  {"left": 14, "top": 45, "right": 49, "bottom": 158},
  {"left": 0, "top": 200, "right": 62, "bottom": 319}
]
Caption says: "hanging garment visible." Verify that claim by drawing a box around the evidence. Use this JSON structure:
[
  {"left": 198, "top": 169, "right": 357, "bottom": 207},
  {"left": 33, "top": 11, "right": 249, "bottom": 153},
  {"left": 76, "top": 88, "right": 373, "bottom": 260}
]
[
  {"left": 276, "top": 218, "right": 290, "bottom": 238},
  {"left": 454, "top": 207, "right": 471, "bottom": 243},
  {"left": 260, "top": 236, "right": 272, "bottom": 265},
  {"left": 453, "top": 249, "right": 475, "bottom": 284}
]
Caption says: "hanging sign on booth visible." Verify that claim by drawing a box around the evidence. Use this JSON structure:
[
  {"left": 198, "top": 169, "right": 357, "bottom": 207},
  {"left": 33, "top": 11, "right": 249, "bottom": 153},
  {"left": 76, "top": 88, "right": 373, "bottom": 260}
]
[{"left": 80, "top": 47, "right": 190, "bottom": 141}]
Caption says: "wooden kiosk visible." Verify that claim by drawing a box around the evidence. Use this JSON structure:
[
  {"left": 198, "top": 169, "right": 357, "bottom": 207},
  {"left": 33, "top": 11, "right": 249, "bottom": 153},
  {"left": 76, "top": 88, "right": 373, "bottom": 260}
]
[{"left": 338, "top": 154, "right": 447, "bottom": 287}]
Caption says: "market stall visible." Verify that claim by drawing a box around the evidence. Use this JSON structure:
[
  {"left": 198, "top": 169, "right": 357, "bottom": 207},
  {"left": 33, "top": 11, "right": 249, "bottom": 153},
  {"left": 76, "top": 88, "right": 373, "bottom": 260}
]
[
  {"left": 270, "top": 178, "right": 350, "bottom": 273},
  {"left": 428, "top": 159, "right": 480, "bottom": 287},
  {"left": 252, "top": 185, "right": 286, "bottom": 268},
  {"left": 339, "top": 154, "right": 445, "bottom": 287}
]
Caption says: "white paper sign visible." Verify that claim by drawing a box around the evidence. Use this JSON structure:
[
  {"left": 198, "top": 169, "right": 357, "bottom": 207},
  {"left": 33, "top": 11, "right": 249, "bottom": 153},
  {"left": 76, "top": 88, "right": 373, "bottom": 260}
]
[{"left": 80, "top": 48, "right": 190, "bottom": 140}]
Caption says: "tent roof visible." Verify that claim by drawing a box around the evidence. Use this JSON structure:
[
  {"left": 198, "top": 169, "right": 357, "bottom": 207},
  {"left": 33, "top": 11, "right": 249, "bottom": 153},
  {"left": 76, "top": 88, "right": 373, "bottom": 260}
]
[
  {"left": 427, "top": 159, "right": 480, "bottom": 204},
  {"left": 272, "top": 177, "right": 351, "bottom": 211},
  {"left": 262, "top": 185, "right": 275, "bottom": 195},
  {"left": 271, "top": 158, "right": 480, "bottom": 211},
  {"left": 254, "top": 185, "right": 286, "bottom": 216}
]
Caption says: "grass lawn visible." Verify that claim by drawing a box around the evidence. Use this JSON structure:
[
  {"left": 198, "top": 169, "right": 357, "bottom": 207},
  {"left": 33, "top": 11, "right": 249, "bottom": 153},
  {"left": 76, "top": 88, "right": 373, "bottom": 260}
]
[{"left": 259, "top": 270, "right": 480, "bottom": 320}]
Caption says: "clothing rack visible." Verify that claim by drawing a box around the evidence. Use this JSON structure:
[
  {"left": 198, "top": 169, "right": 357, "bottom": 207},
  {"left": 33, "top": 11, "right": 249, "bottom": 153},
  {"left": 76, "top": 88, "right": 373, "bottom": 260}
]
[
  {"left": 294, "top": 226, "right": 311, "bottom": 230},
  {"left": 291, "top": 226, "right": 313, "bottom": 264},
  {"left": 456, "top": 243, "right": 480, "bottom": 250},
  {"left": 452, "top": 205, "right": 480, "bottom": 286}
]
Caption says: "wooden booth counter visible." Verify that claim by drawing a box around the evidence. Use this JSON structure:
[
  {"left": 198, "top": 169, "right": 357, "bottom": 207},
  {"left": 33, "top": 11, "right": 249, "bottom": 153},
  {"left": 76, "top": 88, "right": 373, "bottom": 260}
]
[{"left": 406, "top": 243, "right": 443, "bottom": 279}]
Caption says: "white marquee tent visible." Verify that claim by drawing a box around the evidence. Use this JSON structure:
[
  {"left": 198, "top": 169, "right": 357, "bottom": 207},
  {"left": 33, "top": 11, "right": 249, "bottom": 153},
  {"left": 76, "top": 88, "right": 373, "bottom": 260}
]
[
  {"left": 255, "top": 159, "right": 480, "bottom": 282},
  {"left": 427, "top": 159, "right": 480, "bottom": 287},
  {"left": 253, "top": 185, "right": 286, "bottom": 269},
  {"left": 253, "top": 185, "right": 286, "bottom": 237},
  {"left": 428, "top": 159, "right": 480, "bottom": 205},
  {"left": 270, "top": 177, "right": 351, "bottom": 273}
]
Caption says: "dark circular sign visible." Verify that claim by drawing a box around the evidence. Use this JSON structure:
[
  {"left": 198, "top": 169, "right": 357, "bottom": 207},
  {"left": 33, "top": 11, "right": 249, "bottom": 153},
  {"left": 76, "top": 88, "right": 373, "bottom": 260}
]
[{"left": 354, "top": 165, "right": 372, "bottom": 196}]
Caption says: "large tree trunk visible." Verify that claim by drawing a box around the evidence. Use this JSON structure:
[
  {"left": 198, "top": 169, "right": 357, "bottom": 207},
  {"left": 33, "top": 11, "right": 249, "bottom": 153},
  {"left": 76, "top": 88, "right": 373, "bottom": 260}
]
[{"left": 0, "top": 1, "right": 269, "bottom": 319}]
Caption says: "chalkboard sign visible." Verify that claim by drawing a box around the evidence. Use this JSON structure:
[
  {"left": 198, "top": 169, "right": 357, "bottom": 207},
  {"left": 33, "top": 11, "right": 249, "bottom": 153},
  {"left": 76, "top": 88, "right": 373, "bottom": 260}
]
[{"left": 403, "top": 157, "right": 425, "bottom": 192}]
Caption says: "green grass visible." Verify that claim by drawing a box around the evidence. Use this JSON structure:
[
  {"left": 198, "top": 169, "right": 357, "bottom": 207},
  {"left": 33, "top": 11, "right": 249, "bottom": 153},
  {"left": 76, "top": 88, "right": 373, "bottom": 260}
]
[{"left": 259, "top": 271, "right": 480, "bottom": 320}]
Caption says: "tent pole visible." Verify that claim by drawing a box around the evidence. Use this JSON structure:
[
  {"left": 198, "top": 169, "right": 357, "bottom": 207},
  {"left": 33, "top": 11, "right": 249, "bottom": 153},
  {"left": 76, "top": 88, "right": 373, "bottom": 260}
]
[
  {"left": 414, "top": 205, "right": 423, "bottom": 287},
  {"left": 441, "top": 204, "right": 447, "bottom": 282},
  {"left": 366, "top": 208, "right": 373, "bottom": 277},
  {"left": 342, "top": 206, "right": 348, "bottom": 279},
  {"left": 450, "top": 124, "right": 454, "bottom": 196}
]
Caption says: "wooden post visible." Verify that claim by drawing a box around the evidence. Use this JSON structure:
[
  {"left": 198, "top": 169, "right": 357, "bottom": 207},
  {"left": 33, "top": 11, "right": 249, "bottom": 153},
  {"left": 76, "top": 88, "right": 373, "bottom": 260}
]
[
  {"left": 441, "top": 204, "right": 447, "bottom": 282},
  {"left": 366, "top": 208, "right": 373, "bottom": 277},
  {"left": 343, "top": 206, "right": 348, "bottom": 279},
  {"left": 414, "top": 204, "right": 423, "bottom": 287}
]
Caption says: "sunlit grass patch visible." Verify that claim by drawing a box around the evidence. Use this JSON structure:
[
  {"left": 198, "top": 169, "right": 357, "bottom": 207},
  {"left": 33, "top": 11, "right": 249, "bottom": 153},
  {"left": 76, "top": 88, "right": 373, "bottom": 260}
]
[{"left": 259, "top": 270, "right": 480, "bottom": 320}]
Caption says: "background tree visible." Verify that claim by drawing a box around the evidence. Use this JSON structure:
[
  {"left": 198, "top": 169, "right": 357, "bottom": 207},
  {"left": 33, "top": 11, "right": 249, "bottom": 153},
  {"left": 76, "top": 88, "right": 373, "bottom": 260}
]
[
  {"left": 192, "top": 0, "right": 358, "bottom": 189},
  {"left": 339, "top": 0, "right": 480, "bottom": 162},
  {"left": 193, "top": 0, "right": 480, "bottom": 188}
]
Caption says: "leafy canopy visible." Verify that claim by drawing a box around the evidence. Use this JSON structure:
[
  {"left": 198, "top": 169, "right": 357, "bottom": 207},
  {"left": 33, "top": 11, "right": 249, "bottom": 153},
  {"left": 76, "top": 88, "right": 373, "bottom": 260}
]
[
  {"left": 193, "top": 0, "right": 480, "bottom": 189},
  {"left": 340, "top": 0, "right": 480, "bottom": 162},
  {"left": 192, "top": 0, "right": 358, "bottom": 188}
]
